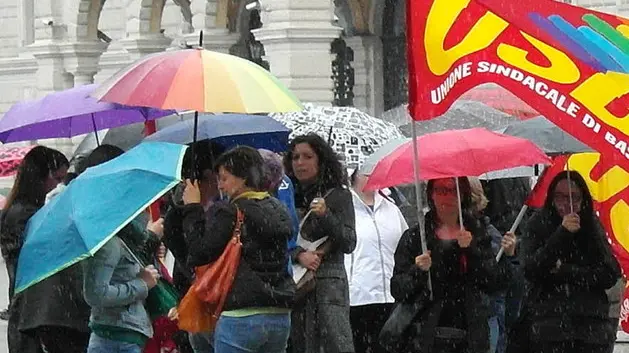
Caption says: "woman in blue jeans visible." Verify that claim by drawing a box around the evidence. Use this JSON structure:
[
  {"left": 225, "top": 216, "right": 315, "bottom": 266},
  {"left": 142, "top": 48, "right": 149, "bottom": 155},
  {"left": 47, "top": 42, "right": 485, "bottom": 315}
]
[
  {"left": 81, "top": 145, "right": 164, "bottom": 353},
  {"left": 181, "top": 146, "right": 295, "bottom": 353}
]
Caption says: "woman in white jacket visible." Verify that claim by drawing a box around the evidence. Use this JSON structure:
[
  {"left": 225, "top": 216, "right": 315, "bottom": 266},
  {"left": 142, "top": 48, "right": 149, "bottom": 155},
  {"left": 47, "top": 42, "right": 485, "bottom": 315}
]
[{"left": 345, "top": 169, "right": 408, "bottom": 353}]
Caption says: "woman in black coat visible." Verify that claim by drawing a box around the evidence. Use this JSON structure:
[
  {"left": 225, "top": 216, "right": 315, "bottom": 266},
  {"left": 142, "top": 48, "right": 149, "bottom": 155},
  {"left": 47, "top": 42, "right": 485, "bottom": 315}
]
[
  {"left": 181, "top": 146, "right": 295, "bottom": 353},
  {"left": 390, "top": 177, "right": 511, "bottom": 353},
  {"left": 284, "top": 134, "right": 357, "bottom": 353},
  {"left": 0, "top": 146, "right": 91, "bottom": 353},
  {"left": 509, "top": 171, "right": 621, "bottom": 353}
]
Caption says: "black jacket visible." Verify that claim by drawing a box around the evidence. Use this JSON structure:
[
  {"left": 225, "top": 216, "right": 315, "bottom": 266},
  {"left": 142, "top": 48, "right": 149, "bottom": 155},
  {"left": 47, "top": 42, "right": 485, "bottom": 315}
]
[
  {"left": 182, "top": 195, "right": 295, "bottom": 310},
  {"left": 390, "top": 212, "right": 512, "bottom": 353},
  {"left": 1, "top": 201, "right": 90, "bottom": 334},
  {"left": 518, "top": 210, "right": 621, "bottom": 344},
  {"left": 291, "top": 185, "right": 357, "bottom": 272},
  {"left": 162, "top": 205, "right": 196, "bottom": 295}
]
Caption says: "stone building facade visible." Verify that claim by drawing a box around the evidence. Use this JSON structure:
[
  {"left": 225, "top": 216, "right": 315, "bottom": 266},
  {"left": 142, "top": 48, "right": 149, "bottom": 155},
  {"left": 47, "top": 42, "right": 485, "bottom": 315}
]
[{"left": 0, "top": 0, "right": 624, "bottom": 154}]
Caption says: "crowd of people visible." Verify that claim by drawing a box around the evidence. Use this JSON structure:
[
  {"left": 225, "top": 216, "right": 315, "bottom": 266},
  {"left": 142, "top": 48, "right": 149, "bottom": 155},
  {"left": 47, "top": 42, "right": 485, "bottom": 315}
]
[{"left": 0, "top": 133, "right": 624, "bottom": 353}]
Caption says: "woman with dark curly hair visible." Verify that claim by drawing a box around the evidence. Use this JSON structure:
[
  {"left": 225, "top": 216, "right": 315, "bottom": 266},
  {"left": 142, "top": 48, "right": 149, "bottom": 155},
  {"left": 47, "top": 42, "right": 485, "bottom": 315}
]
[
  {"left": 284, "top": 133, "right": 357, "bottom": 353},
  {"left": 389, "top": 177, "right": 511, "bottom": 353}
]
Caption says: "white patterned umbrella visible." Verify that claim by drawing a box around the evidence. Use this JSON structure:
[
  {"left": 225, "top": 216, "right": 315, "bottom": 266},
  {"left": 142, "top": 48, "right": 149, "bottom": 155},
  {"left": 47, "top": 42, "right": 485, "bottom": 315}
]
[{"left": 270, "top": 104, "right": 404, "bottom": 169}]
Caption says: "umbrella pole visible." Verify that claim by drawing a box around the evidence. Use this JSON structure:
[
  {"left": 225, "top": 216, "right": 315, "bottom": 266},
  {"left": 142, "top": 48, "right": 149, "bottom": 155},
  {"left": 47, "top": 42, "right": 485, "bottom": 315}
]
[
  {"left": 191, "top": 111, "right": 199, "bottom": 181},
  {"left": 91, "top": 114, "right": 100, "bottom": 146},
  {"left": 410, "top": 121, "right": 432, "bottom": 299},
  {"left": 455, "top": 177, "right": 464, "bottom": 231},
  {"left": 566, "top": 159, "right": 574, "bottom": 214},
  {"left": 120, "top": 239, "right": 146, "bottom": 267}
]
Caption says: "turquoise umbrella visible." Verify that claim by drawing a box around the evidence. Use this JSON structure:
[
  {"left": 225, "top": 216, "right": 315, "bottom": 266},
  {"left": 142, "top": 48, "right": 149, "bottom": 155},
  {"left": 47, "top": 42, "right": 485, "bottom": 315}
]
[{"left": 14, "top": 142, "right": 187, "bottom": 293}]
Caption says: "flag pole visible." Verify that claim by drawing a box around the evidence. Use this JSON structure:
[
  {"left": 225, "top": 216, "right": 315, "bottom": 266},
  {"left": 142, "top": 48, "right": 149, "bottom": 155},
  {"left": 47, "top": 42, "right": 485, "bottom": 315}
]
[
  {"left": 410, "top": 120, "right": 432, "bottom": 299},
  {"left": 496, "top": 204, "right": 528, "bottom": 261}
]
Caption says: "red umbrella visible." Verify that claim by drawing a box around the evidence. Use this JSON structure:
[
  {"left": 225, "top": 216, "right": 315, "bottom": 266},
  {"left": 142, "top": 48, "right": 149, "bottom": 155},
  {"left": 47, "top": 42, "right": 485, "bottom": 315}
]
[
  {"left": 364, "top": 128, "right": 550, "bottom": 191},
  {"left": 0, "top": 145, "right": 35, "bottom": 178},
  {"left": 461, "top": 86, "right": 538, "bottom": 120}
]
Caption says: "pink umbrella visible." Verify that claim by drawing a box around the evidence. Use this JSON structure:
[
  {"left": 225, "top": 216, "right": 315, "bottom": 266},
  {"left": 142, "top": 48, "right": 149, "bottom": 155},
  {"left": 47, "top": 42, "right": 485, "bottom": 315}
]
[
  {"left": 0, "top": 145, "right": 36, "bottom": 178},
  {"left": 364, "top": 128, "right": 550, "bottom": 191}
]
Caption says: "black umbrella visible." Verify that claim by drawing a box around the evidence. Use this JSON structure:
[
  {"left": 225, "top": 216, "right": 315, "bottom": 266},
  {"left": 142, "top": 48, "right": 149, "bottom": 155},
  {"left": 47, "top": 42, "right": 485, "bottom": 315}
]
[
  {"left": 386, "top": 101, "right": 520, "bottom": 137},
  {"left": 72, "top": 113, "right": 194, "bottom": 157},
  {"left": 498, "top": 116, "right": 593, "bottom": 155}
]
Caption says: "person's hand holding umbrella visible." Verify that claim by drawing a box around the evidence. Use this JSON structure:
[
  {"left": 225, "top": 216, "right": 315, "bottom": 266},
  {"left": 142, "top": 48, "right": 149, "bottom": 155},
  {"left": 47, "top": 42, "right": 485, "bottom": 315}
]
[
  {"left": 139, "top": 265, "right": 160, "bottom": 289},
  {"left": 183, "top": 180, "right": 201, "bottom": 205}
]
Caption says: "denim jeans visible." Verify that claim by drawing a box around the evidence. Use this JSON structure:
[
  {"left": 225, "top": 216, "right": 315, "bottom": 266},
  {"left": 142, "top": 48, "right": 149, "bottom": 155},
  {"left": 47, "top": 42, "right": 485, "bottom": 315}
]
[
  {"left": 214, "top": 314, "right": 291, "bottom": 353},
  {"left": 190, "top": 331, "right": 214, "bottom": 353},
  {"left": 87, "top": 333, "right": 142, "bottom": 353},
  {"left": 488, "top": 315, "right": 499, "bottom": 353}
]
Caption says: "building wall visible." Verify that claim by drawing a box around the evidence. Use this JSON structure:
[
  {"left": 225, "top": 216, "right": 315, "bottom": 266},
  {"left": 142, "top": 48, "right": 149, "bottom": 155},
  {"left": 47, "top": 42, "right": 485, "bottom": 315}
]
[{"left": 0, "top": 0, "right": 626, "bottom": 146}]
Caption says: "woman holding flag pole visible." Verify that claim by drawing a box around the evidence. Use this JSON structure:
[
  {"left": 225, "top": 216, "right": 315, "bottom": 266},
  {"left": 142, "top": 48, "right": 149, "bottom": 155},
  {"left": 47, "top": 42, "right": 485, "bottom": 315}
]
[{"left": 508, "top": 170, "right": 621, "bottom": 353}]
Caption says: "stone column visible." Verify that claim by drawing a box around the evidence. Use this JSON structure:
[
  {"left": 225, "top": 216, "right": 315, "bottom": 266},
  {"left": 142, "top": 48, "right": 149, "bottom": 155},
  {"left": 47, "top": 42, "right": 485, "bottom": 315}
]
[
  {"left": 252, "top": 0, "right": 342, "bottom": 106},
  {"left": 59, "top": 40, "right": 109, "bottom": 86},
  {"left": 347, "top": 35, "right": 384, "bottom": 117},
  {"left": 344, "top": 36, "right": 367, "bottom": 113},
  {"left": 27, "top": 41, "right": 66, "bottom": 97},
  {"left": 120, "top": 34, "right": 173, "bottom": 61},
  {"left": 179, "top": 0, "right": 238, "bottom": 53}
]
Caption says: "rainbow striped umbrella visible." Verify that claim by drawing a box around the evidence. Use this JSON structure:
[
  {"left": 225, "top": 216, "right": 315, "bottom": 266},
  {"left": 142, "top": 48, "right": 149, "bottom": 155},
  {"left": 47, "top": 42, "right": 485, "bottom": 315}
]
[{"left": 92, "top": 49, "right": 303, "bottom": 114}]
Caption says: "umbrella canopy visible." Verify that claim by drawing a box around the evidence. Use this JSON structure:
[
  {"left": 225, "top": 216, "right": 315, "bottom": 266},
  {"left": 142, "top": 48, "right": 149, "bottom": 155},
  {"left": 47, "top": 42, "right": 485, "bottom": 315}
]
[
  {"left": 360, "top": 138, "right": 409, "bottom": 175},
  {"left": 0, "top": 145, "right": 36, "bottom": 177},
  {"left": 91, "top": 49, "right": 303, "bottom": 114},
  {"left": 497, "top": 116, "right": 593, "bottom": 155},
  {"left": 14, "top": 142, "right": 187, "bottom": 293},
  {"left": 0, "top": 84, "right": 174, "bottom": 143},
  {"left": 145, "top": 113, "right": 290, "bottom": 152},
  {"left": 385, "top": 100, "right": 520, "bottom": 136},
  {"left": 270, "top": 104, "right": 404, "bottom": 169},
  {"left": 460, "top": 84, "right": 538, "bottom": 119},
  {"left": 365, "top": 128, "right": 550, "bottom": 190},
  {"left": 73, "top": 112, "right": 194, "bottom": 155}
]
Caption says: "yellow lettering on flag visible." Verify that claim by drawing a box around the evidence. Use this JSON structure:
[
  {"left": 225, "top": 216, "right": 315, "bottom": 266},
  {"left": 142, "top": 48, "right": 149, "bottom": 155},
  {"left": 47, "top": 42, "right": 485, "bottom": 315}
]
[
  {"left": 425, "top": 0, "right": 508, "bottom": 76},
  {"left": 571, "top": 71, "right": 629, "bottom": 134}
]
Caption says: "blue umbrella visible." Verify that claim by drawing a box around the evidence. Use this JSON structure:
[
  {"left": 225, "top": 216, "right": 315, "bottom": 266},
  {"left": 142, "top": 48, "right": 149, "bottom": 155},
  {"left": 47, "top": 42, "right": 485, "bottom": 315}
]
[
  {"left": 14, "top": 142, "right": 187, "bottom": 293},
  {"left": 144, "top": 113, "right": 291, "bottom": 152}
]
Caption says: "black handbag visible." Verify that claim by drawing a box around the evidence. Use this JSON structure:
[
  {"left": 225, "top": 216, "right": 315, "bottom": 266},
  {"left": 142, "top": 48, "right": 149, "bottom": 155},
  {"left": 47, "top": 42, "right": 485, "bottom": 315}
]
[{"left": 379, "top": 289, "right": 432, "bottom": 352}]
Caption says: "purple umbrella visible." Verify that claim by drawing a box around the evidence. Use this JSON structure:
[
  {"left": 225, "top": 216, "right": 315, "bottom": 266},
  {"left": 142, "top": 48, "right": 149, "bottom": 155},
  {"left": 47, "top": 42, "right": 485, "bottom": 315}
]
[{"left": 0, "top": 84, "right": 175, "bottom": 143}]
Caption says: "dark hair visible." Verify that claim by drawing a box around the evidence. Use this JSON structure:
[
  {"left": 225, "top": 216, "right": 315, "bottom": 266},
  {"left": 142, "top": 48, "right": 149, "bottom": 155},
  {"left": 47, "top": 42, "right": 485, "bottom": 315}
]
[
  {"left": 81, "top": 144, "right": 124, "bottom": 171},
  {"left": 214, "top": 146, "right": 265, "bottom": 190},
  {"left": 64, "top": 172, "right": 78, "bottom": 185},
  {"left": 544, "top": 171, "right": 594, "bottom": 226},
  {"left": 182, "top": 141, "right": 225, "bottom": 180},
  {"left": 283, "top": 133, "right": 347, "bottom": 191},
  {"left": 4, "top": 146, "right": 69, "bottom": 210}
]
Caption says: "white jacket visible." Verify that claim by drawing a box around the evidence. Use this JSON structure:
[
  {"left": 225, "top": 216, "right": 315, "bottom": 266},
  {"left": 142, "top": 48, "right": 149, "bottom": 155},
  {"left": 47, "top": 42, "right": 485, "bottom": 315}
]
[{"left": 345, "top": 189, "right": 408, "bottom": 306}]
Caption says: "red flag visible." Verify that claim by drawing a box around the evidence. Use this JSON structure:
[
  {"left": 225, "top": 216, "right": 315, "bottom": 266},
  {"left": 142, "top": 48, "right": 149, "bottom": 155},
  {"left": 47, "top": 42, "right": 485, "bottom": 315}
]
[
  {"left": 407, "top": 0, "right": 629, "bottom": 171},
  {"left": 525, "top": 155, "right": 569, "bottom": 208}
]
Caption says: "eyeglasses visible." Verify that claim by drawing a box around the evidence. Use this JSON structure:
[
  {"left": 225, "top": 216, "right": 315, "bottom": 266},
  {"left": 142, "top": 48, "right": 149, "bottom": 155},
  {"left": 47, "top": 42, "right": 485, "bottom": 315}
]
[
  {"left": 553, "top": 192, "right": 582, "bottom": 204},
  {"left": 433, "top": 187, "right": 457, "bottom": 196}
]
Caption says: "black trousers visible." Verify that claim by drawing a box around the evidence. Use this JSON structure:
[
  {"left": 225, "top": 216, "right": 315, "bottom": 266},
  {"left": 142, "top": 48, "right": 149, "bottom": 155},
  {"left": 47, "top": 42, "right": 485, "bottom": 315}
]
[
  {"left": 36, "top": 326, "right": 90, "bottom": 353},
  {"left": 350, "top": 304, "right": 394, "bottom": 353}
]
